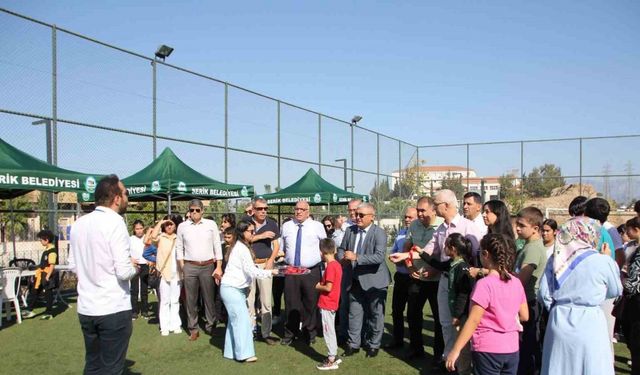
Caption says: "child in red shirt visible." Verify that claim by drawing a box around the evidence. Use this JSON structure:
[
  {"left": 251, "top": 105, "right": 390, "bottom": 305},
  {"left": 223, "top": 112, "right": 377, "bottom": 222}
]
[{"left": 315, "top": 238, "right": 343, "bottom": 370}]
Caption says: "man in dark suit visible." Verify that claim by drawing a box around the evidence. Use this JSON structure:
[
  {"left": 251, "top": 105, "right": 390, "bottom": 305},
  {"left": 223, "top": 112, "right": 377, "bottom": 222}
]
[{"left": 338, "top": 202, "right": 390, "bottom": 358}]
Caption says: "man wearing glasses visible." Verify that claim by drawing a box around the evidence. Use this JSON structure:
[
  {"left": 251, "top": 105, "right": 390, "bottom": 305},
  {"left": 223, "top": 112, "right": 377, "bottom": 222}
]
[
  {"left": 339, "top": 202, "right": 390, "bottom": 358},
  {"left": 280, "top": 200, "right": 326, "bottom": 346},
  {"left": 396, "top": 189, "right": 481, "bottom": 370},
  {"left": 247, "top": 198, "right": 281, "bottom": 345},
  {"left": 176, "top": 199, "right": 224, "bottom": 341}
]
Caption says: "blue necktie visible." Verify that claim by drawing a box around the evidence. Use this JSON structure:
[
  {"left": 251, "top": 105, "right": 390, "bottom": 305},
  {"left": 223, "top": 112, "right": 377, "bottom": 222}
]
[
  {"left": 355, "top": 229, "right": 365, "bottom": 254},
  {"left": 294, "top": 223, "right": 302, "bottom": 266}
]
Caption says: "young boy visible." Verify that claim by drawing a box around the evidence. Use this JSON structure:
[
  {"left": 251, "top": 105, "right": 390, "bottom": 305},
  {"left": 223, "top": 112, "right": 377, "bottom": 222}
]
[
  {"left": 23, "top": 229, "right": 58, "bottom": 320},
  {"left": 515, "top": 207, "right": 548, "bottom": 375},
  {"left": 315, "top": 238, "right": 343, "bottom": 371}
]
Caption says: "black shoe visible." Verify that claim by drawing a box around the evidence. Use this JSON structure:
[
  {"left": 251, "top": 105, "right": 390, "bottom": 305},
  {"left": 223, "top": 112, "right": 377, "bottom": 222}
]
[
  {"left": 431, "top": 358, "right": 445, "bottom": 372},
  {"left": 308, "top": 336, "right": 317, "bottom": 345},
  {"left": 383, "top": 341, "right": 403, "bottom": 350},
  {"left": 141, "top": 311, "right": 150, "bottom": 319},
  {"left": 404, "top": 349, "right": 426, "bottom": 360},
  {"left": 366, "top": 348, "right": 379, "bottom": 358},
  {"left": 131, "top": 313, "right": 139, "bottom": 321},
  {"left": 280, "top": 337, "right": 293, "bottom": 346},
  {"left": 342, "top": 347, "right": 360, "bottom": 357}
]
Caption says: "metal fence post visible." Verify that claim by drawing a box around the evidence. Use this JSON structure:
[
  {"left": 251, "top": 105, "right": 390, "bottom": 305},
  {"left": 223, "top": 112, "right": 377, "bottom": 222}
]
[
  {"left": 224, "top": 83, "right": 228, "bottom": 182},
  {"left": 376, "top": 133, "right": 380, "bottom": 201},
  {"left": 398, "top": 141, "right": 402, "bottom": 198},
  {"left": 152, "top": 59, "right": 157, "bottom": 159},
  {"left": 350, "top": 123, "right": 354, "bottom": 192},
  {"left": 277, "top": 100, "right": 281, "bottom": 190},
  {"left": 466, "top": 143, "right": 470, "bottom": 190},
  {"left": 579, "top": 138, "right": 583, "bottom": 195},
  {"left": 318, "top": 114, "right": 322, "bottom": 174},
  {"left": 50, "top": 24, "right": 58, "bottom": 233}
]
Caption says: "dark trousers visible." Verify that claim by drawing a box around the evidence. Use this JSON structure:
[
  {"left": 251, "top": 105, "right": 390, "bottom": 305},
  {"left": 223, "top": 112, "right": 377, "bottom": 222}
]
[
  {"left": 407, "top": 279, "right": 443, "bottom": 357},
  {"left": 272, "top": 275, "right": 285, "bottom": 316},
  {"left": 390, "top": 272, "right": 411, "bottom": 345},
  {"left": 78, "top": 310, "right": 133, "bottom": 375},
  {"left": 518, "top": 301, "right": 541, "bottom": 375},
  {"left": 183, "top": 262, "right": 219, "bottom": 333},
  {"left": 338, "top": 264, "right": 351, "bottom": 341},
  {"left": 623, "top": 295, "right": 640, "bottom": 375},
  {"left": 473, "top": 351, "right": 519, "bottom": 375},
  {"left": 284, "top": 265, "right": 321, "bottom": 341},
  {"left": 28, "top": 284, "right": 54, "bottom": 315},
  {"left": 130, "top": 264, "right": 149, "bottom": 315}
]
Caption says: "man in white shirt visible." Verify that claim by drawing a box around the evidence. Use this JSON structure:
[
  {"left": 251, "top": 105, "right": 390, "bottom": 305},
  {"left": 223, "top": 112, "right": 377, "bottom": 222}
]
[
  {"left": 129, "top": 219, "right": 149, "bottom": 320},
  {"left": 463, "top": 191, "right": 487, "bottom": 238},
  {"left": 176, "top": 199, "right": 224, "bottom": 341},
  {"left": 69, "top": 174, "right": 138, "bottom": 375},
  {"left": 280, "top": 200, "right": 326, "bottom": 346}
]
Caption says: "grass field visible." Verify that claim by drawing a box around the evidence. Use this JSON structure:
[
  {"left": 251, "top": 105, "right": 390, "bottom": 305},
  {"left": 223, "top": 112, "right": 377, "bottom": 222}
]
[{"left": 0, "top": 287, "right": 633, "bottom": 374}]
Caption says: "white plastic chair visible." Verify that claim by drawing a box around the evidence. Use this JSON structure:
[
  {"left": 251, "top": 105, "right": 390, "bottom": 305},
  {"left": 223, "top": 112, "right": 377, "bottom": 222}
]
[{"left": 0, "top": 268, "right": 23, "bottom": 326}]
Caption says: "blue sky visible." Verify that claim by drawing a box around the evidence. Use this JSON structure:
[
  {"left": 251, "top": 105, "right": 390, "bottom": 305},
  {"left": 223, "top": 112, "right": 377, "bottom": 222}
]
[{"left": 0, "top": 1, "right": 639, "bottom": 197}]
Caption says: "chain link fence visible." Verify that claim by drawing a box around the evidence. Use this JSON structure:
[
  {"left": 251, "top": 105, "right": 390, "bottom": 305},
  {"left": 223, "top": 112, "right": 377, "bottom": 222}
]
[{"left": 1, "top": 8, "right": 639, "bottom": 265}]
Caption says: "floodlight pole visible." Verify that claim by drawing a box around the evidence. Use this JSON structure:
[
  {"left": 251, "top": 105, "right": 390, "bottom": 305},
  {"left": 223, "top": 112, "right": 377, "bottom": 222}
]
[
  {"left": 32, "top": 119, "right": 57, "bottom": 233},
  {"left": 335, "top": 159, "right": 348, "bottom": 191}
]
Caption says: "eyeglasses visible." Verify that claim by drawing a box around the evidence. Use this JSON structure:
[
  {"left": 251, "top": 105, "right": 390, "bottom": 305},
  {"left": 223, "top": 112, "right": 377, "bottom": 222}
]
[
  {"left": 254, "top": 207, "right": 268, "bottom": 211},
  {"left": 245, "top": 210, "right": 252, "bottom": 214},
  {"left": 356, "top": 213, "right": 372, "bottom": 219},
  {"left": 294, "top": 208, "right": 309, "bottom": 212},
  {"left": 189, "top": 208, "right": 202, "bottom": 213}
]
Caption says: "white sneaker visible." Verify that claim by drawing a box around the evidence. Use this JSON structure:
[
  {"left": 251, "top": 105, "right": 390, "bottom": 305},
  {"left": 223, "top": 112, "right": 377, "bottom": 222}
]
[
  {"left": 172, "top": 329, "right": 183, "bottom": 334},
  {"left": 161, "top": 331, "right": 170, "bottom": 336}
]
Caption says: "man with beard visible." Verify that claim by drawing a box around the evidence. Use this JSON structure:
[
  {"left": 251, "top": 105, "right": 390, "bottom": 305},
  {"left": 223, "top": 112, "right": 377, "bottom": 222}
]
[{"left": 69, "top": 174, "right": 139, "bottom": 374}]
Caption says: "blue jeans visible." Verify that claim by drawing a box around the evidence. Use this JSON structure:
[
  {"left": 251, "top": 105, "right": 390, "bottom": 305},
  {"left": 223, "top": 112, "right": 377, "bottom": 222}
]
[
  {"left": 221, "top": 285, "right": 255, "bottom": 361},
  {"left": 78, "top": 310, "right": 133, "bottom": 375}
]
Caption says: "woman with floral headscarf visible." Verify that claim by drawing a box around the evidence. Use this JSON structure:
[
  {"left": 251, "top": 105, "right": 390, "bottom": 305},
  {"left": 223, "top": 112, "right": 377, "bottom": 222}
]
[{"left": 538, "top": 217, "right": 622, "bottom": 375}]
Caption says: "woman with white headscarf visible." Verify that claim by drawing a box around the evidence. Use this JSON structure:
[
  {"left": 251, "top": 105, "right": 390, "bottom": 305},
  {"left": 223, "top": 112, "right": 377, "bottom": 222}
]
[{"left": 538, "top": 217, "right": 622, "bottom": 375}]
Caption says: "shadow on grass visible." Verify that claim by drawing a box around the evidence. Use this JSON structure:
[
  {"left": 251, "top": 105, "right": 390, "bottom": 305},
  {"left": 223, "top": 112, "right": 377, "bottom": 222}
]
[{"left": 381, "top": 321, "right": 447, "bottom": 375}]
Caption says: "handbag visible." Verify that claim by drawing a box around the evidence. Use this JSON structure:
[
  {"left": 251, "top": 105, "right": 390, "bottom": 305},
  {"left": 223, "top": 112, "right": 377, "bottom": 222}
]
[
  {"left": 146, "top": 237, "right": 175, "bottom": 289},
  {"left": 147, "top": 266, "right": 161, "bottom": 289}
]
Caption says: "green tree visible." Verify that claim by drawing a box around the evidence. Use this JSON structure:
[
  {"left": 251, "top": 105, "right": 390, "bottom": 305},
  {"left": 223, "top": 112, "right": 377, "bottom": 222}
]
[
  {"left": 391, "top": 164, "right": 425, "bottom": 199},
  {"left": 440, "top": 172, "right": 465, "bottom": 198},
  {"left": 498, "top": 173, "right": 524, "bottom": 212},
  {"left": 370, "top": 177, "right": 392, "bottom": 204},
  {"left": 0, "top": 195, "right": 35, "bottom": 241},
  {"left": 523, "top": 164, "right": 565, "bottom": 198}
]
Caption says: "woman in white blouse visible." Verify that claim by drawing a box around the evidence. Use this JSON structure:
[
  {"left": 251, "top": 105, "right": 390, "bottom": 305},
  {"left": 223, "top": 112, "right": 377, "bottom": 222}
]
[
  {"left": 220, "top": 219, "right": 277, "bottom": 362},
  {"left": 146, "top": 214, "right": 183, "bottom": 336}
]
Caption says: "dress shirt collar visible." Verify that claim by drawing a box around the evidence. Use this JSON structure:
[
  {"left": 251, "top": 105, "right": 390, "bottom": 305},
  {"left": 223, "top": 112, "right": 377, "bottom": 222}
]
[
  {"left": 294, "top": 217, "right": 312, "bottom": 226},
  {"left": 358, "top": 223, "right": 373, "bottom": 233},
  {"left": 444, "top": 213, "right": 463, "bottom": 229},
  {"left": 187, "top": 218, "right": 204, "bottom": 225}
]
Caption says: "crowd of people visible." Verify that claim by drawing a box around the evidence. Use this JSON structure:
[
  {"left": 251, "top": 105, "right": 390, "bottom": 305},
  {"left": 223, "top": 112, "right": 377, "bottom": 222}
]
[{"left": 39, "top": 174, "right": 639, "bottom": 374}]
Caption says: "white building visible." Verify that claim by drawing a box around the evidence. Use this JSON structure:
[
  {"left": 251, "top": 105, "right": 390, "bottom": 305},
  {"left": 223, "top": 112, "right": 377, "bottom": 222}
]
[{"left": 391, "top": 165, "right": 502, "bottom": 201}]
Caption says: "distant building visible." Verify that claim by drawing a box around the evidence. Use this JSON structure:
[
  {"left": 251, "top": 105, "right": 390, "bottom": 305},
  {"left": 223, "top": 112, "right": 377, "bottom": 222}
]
[{"left": 391, "top": 165, "right": 502, "bottom": 201}]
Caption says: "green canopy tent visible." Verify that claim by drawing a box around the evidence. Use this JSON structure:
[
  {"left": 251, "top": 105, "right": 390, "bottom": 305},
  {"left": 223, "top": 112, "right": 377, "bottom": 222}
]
[
  {"left": 258, "top": 168, "right": 368, "bottom": 206},
  {"left": 0, "top": 137, "right": 100, "bottom": 198},
  {"left": 0, "top": 137, "right": 101, "bottom": 258},
  {"left": 78, "top": 147, "right": 254, "bottom": 214}
]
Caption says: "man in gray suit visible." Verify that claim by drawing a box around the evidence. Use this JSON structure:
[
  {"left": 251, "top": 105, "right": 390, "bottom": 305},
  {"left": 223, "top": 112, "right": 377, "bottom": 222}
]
[{"left": 338, "top": 202, "right": 390, "bottom": 358}]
